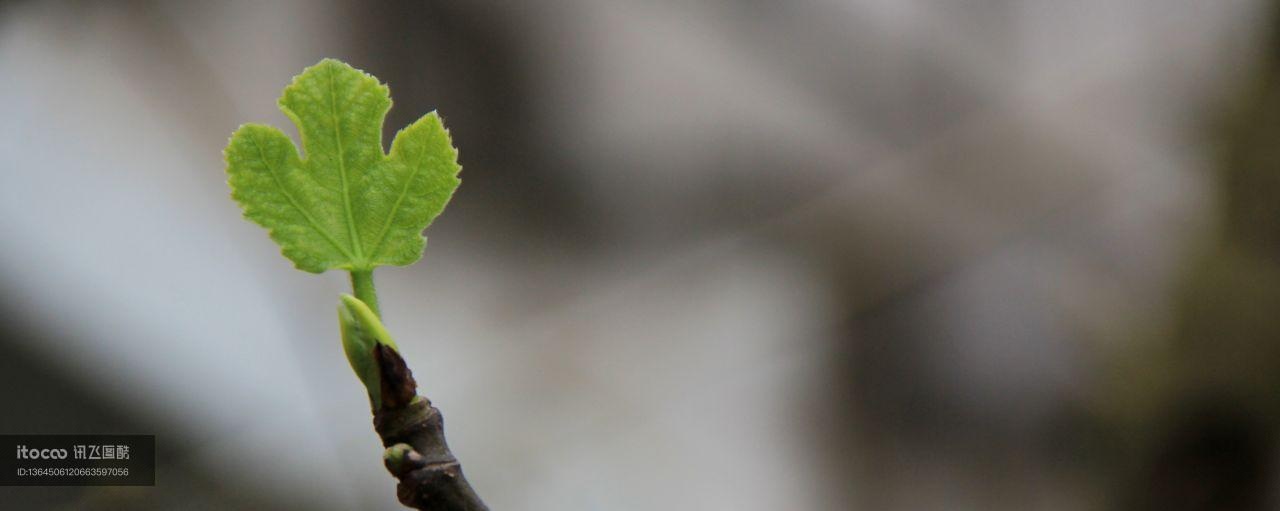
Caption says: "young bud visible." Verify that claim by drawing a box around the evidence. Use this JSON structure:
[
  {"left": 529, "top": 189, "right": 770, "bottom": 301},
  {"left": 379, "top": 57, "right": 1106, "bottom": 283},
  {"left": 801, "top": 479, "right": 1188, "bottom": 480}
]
[{"left": 338, "top": 294, "right": 400, "bottom": 410}]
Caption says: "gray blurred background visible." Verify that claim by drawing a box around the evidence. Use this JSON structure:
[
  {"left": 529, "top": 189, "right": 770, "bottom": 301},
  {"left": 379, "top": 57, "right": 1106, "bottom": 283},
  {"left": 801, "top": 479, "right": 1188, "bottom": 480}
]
[{"left": 1, "top": 0, "right": 1278, "bottom": 509}]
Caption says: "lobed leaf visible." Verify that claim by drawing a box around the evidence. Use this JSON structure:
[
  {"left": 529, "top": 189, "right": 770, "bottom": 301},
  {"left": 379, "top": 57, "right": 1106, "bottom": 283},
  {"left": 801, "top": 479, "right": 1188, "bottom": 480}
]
[{"left": 225, "top": 58, "right": 461, "bottom": 273}]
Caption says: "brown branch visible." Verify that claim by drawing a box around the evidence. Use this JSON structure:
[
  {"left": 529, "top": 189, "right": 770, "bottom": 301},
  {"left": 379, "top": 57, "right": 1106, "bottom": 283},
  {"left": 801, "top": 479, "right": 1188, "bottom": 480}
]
[{"left": 372, "top": 344, "right": 489, "bottom": 510}]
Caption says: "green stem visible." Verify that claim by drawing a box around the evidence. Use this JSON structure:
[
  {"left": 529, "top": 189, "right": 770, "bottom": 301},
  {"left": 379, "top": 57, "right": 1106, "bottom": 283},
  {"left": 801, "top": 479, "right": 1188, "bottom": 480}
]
[{"left": 350, "top": 269, "right": 380, "bottom": 317}]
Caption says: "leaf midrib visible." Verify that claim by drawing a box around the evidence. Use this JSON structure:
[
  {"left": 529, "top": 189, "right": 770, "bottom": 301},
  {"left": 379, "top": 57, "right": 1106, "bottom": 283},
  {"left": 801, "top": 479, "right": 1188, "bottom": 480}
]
[{"left": 326, "top": 63, "right": 366, "bottom": 266}]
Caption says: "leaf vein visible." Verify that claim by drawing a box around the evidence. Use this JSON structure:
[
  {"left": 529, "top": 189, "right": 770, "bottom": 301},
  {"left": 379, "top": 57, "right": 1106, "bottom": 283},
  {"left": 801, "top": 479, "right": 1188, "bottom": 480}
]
[
  {"left": 369, "top": 119, "right": 438, "bottom": 260},
  {"left": 246, "top": 132, "right": 356, "bottom": 263}
]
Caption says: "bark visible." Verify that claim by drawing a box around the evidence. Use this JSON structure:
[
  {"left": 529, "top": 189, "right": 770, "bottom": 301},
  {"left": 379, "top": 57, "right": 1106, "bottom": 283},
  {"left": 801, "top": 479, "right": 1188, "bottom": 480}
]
[{"left": 372, "top": 344, "right": 489, "bottom": 510}]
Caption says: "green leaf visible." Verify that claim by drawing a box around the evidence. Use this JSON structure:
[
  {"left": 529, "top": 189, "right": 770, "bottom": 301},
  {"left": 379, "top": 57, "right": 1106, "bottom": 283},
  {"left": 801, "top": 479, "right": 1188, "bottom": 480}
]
[{"left": 225, "top": 58, "right": 461, "bottom": 273}]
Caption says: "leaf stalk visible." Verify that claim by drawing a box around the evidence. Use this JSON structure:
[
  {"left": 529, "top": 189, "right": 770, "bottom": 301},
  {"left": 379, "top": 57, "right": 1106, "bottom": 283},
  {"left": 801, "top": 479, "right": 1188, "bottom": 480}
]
[{"left": 350, "top": 269, "right": 381, "bottom": 317}]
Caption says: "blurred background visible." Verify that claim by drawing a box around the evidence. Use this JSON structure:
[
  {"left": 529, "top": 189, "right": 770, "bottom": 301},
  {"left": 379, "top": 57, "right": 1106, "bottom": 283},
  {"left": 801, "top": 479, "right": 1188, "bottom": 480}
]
[{"left": 1, "top": 0, "right": 1278, "bottom": 509}]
